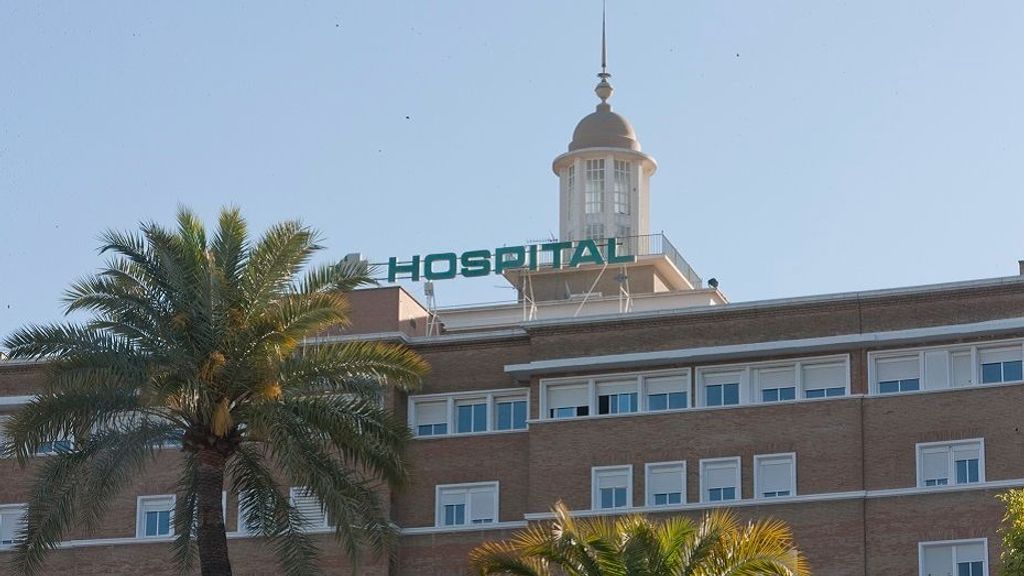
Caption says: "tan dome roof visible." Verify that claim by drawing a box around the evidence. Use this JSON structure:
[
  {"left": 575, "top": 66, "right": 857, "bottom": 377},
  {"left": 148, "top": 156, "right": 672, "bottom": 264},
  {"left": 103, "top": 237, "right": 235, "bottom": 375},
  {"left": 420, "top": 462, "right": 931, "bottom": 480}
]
[
  {"left": 567, "top": 77, "right": 641, "bottom": 152},
  {"left": 569, "top": 102, "right": 640, "bottom": 152}
]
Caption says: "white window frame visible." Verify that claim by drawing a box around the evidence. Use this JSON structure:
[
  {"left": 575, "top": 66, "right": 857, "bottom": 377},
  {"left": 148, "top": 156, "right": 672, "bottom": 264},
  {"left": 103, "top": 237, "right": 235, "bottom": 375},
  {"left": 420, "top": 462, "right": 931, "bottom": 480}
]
[
  {"left": 699, "top": 457, "right": 741, "bottom": 503},
  {"left": 753, "top": 453, "right": 797, "bottom": 499},
  {"left": 869, "top": 338, "right": 1024, "bottom": 395},
  {"left": 0, "top": 504, "right": 27, "bottom": 548},
  {"left": 919, "top": 538, "right": 989, "bottom": 576},
  {"left": 409, "top": 388, "right": 529, "bottom": 438},
  {"left": 136, "top": 495, "right": 176, "bottom": 539},
  {"left": 591, "top": 465, "right": 633, "bottom": 510},
  {"left": 916, "top": 439, "right": 985, "bottom": 488},
  {"left": 697, "top": 355, "right": 850, "bottom": 408},
  {"left": 645, "top": 461, "right": 686, "bottom": 507},
  {"left": 434, "top": 481, "right": 499, "bottom": 528},
  {"left": 539, "top": 369, "right": 691, "bottom": 421}
]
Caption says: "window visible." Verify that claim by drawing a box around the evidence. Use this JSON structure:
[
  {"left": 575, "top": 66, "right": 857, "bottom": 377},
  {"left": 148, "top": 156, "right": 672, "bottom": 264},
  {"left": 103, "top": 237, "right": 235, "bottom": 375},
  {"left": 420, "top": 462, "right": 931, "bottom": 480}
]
[
  {"left": 802, "top": 362, "right": 847, "bottom": 398},
  {"left": 877, "top": 356, "right": 920, "bottom": 394},
  {"left": 565, "top": 165, "right": 575, "bottom": 196},
  {"left": 592, "top": 465, "right": 632, "bottom": 510},
  {"left": 613, "top": 160, "right": 630, "bottom": 214},
  {"left": 645, "top": 375, "right": 687, "bottom": 411},
  {"left": 455, "top": 399, "right": 487, "bottom": 434},
  {"left": 413, "top": 400, "right": 448, "bottom": 436},
  {"left": 700, "top": 458, "right": 740, "bottom": 502},
  {"left": 410, "top": 390, "right": 529, "bottom": 437},
  {"left": 495, "top": 397, "right": 527, "bottom": 431},
  {"left": 616, "top": 224, "right": 631, "bottom": 239},
  {"left": 597, "top": 380, "right": 637, "bottom": 415},
  {"left": 917, "top": 440, "right": 984, "bottom": 487},
  {"left": 0, "top": 505, "right": 26, "bottom": 548},
  {"left": 585, "top": 222, "right": 605, "bottom": 240},
  {"left": 136, "top": 495, "right": 175, "bottom": 538},
  {"left": 979, "top": 348, "right": 1023, "bottom": 384},
  {"left": 755, "top": 453, "right": 796, "bottom": 498},
  {"left": 436, "top": 482, "right": 498, "bottom": 527},
  {"left": 756, "top": 367, "right": 796, "bottom": 403},
  {"left": 703, "top": 372, "right": 740, "bottom": 407},
  {"left": 585, "top": 159, "right": 605, "bottom": 214},
  {"left": 646, "top": 462, "right": 685, "bottom": 507},
  {"left": 920, "top": 540, "right": 988, "bottom": 576},
  {"left": 290, "top": 487, "right": 329, "bottom": 530},
  {"left": 547, "top": 384, "right": 590, "bottom": 419}
]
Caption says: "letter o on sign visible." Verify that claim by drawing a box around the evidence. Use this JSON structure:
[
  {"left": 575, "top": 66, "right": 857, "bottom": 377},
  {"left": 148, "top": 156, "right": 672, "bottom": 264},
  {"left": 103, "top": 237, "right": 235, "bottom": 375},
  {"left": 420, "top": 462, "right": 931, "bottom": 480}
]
[{"left": 423, "top": 253, "right": 458, "bottom": 280}]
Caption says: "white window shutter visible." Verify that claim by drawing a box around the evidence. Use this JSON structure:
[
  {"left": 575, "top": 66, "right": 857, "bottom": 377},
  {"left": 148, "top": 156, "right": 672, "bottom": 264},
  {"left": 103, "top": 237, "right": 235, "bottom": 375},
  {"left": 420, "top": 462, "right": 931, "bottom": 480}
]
[
  {"left": 979, "top": 347, "right": 1021, "bottom": 364},
  {"left": 548, "top": 385, "right": 587, "bottom": 409},
  {"left": 596, "top": 380, "right": 636, "bottom": 396},
  {"left": 0, "top": 508, "right": 26, "bottom": 544},
  {"left": 876, "top": 357, "right": 919, "bottom": 382},
  {"left": 952, "top": 352, "right": 972, "bottom": 387},
  {"left": 645, "top": 376, "right": 685, "bottom": 396},
  {"left": 756, "top": 368, "right": 795, "bottom": 389},
  {"left": 648, "top": 466, "right": 683, "bottom": 495},
  {"left": 952, "top": 443, "right": 981, "bottom": 462},
  {"left": 923, "top": 351, "right": 950, "bottom": 390},
  {"left": 415, "top": 401, "right": 447, "bottom": 426},
  {"left": 956, "top": 541, "right": 985, "bottom": 563},
  {"left": 759, "top": 458, "right": 792, "bottom": 494},
  {"left": 703, "top": 372, "right": 741, "bottom": 387},
  {"left": 705, "top": 464, "right": 736, "bottom": 489},
  {"left": 922, "top": 545, "right": 954, "bottom": 576},
  {"left": 599, "top": 470, "right": 629, "bottom": 490},
  {"left": 469, "top": 489, "right": 495, "bottom": 522},
  {"left": 290, "top": 488, "right": 327, "bottom": 529},
  {"left": 921, "top": 449, "right": 949, "bottom": 482},
  {"left": 802, "top": 363, "right": 845, "bottom": 388}
]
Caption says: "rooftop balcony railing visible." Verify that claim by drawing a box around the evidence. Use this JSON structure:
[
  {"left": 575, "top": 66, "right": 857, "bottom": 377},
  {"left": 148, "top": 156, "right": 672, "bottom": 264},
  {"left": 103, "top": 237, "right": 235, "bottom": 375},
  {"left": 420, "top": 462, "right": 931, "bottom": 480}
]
[{"left": 533, "top": 234, "right": 703, "bottom": 289}]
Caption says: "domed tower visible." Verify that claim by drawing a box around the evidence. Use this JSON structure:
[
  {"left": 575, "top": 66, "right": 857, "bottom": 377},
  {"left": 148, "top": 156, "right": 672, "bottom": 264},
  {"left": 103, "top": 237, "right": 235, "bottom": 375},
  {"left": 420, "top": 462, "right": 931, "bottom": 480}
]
[{"left": 551, "top": 23, "right": 656, "bottom": 243}]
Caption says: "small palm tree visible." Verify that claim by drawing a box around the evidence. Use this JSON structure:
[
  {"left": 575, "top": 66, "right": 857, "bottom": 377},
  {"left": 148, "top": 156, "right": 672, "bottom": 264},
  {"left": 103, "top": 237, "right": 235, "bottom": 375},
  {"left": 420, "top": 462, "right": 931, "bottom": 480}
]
[
  {"left": 1, "top": 207, "right": 428, "bottom": 576},
  {"left": 470, "top": 501, "right": 809, "bottom": 576}
]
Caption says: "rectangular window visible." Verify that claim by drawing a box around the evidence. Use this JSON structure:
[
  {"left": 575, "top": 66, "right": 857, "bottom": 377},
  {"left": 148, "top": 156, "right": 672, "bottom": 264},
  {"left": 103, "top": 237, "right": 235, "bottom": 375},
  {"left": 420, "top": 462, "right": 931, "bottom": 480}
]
[
  {"left": 565, "top": 165, "right": 575, "bottom": 195},
  {"left": 877, "top": 356, "right": 921, "bottom": 394},
  {"left": 756, "top": 367, "right": 796, "bottom": 403},
  {"left": 613, "top": 160, "right": 630, "bottom": 215},
  {"left": 755, "top": 453, "right": 796, "bottom": 498},
  {"left": 455, "top": 399, "right": 487, "bottom": 434},
  {"left": 616, "top": 224, "right": 631, "bottom": 239},
  {"left": 585, "top": 222, "right": 605, "bottom": 240},
  {"left": 547, "top": 384, "right": 590, "bottom": 419},
  {"left": 414, "top": 400, "right": 448, "bottom": 437},
  {"left": 597, "top": 380, "right": 638, "bottom": 415},
  {"left": 592, "top": 465, "right": 632, "bottom": 510},
  {"left": 703, "top": 372, "right": 741, "bottom": 407},
  {"left": 0, "top": 505, "right": 26, "bottom": 547},
  {"left": 436, "top": 482, "right": 498, "bottom": 527},
  {"left": 979, "top": 348, "right": 1023, "bottom": 384},
  {"left": 495, "top": 397, "right": 527, "bottom": 431},
  {"left": 645, "top": 375, "right": 687, "bottom": 411},
  {"left": 646, "top": 462, "right": 685, "bottom": 507},
  {"left": 802, "top": 362, "right": 847, "bottom": 398},
  {"left": 700, "top": 458, "right": 740, "bottom": 503},
  {"left": 917, "top": 440, "right": 984, "bottom": 488},
  {"left": 136, "top": 495, "right": 175, "bottom": 538},
  {"left": 920, "top": 540, "right": 988, "bottom": 576},
  {"left": 585, "top": 159, "right": 605, "bottom": 214},
  {"left": 290, "top": 487, "right": 329, "bottom": 530}
]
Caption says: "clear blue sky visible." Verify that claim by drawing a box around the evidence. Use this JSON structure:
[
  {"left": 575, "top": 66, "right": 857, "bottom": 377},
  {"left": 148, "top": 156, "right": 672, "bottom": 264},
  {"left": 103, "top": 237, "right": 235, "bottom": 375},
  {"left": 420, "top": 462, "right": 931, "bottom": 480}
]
[{"left": 2, "top": 1, "right": 1023, "bottom": 340}]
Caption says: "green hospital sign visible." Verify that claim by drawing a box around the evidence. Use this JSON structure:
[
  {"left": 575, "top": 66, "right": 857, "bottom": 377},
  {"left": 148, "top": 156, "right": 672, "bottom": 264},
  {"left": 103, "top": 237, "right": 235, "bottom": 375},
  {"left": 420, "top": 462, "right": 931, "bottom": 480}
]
[{"left": 387, "top": 238, "right": 636, "bottom": 282}]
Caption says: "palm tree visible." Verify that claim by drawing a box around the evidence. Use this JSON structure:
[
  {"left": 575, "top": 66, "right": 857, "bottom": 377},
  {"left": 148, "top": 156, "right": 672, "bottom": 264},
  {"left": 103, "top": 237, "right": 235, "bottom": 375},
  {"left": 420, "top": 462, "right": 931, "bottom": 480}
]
[
  {"left": 470, "top": 501, "right": 809, "bottom": 576},
  {"left": 1, "top": 207, "right": 428, "bottom": 576}
]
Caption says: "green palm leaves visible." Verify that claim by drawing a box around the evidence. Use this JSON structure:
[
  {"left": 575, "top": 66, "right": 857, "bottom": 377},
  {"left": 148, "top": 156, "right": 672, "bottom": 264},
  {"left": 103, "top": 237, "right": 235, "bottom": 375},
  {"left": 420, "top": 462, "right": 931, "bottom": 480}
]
[
  {"left": 2, "top": 207, "right": 427, "bottom": 576},
  {"left": 470, "top": 501, "right": 809, "bottom": 576}
]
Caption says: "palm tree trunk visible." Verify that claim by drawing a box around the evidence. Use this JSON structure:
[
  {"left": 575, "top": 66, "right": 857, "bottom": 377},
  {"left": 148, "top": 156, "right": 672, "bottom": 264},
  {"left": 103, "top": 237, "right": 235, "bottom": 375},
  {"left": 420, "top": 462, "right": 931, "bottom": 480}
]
[{"left": 196, "top": 448, "right": 233, "bottom": 576}]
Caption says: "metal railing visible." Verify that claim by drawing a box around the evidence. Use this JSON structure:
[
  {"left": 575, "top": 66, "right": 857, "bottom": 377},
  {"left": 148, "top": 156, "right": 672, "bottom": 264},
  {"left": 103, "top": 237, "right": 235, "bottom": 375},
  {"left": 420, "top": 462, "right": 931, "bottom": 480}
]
[{"left": 535, "top": 234, "right": 703, "bottom": 288}]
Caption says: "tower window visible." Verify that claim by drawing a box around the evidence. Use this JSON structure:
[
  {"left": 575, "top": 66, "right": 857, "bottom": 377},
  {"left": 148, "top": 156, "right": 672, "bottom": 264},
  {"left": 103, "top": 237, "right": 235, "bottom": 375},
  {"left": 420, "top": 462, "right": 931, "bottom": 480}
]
[
  {"left": 585, "top": 223, "right": 605, "bottom": 240},
  {"left": 585, "top": 159, "right": 604, "bottom": 214},
  {"left": 613, "top": 160, "right": 630, "bottom": 215}
]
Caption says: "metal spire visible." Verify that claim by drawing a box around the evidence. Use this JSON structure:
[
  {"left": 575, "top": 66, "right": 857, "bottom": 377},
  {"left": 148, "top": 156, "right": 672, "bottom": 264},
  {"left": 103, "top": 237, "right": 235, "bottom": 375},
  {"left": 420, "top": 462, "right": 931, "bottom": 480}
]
[
  {"left": 599, "top": 0, "right": 610, "bottom": 80},
  {"left": 595, "top": 0, "right": 614, "bottom": 104}
]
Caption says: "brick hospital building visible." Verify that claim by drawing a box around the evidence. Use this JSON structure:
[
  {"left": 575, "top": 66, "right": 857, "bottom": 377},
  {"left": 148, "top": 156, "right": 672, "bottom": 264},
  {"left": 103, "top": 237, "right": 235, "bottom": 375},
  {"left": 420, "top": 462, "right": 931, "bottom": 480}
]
[{"left": 3, "top": 53, "right": 1024, "bottom": 576}]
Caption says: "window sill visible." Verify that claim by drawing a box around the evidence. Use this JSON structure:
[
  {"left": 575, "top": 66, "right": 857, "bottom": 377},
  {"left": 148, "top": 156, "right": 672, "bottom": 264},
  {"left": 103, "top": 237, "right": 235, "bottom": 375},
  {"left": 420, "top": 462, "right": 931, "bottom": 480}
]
[
  {"left": 412, "top": 428, "right": 528, "bottom": 441},
  {"left": 401, "top": 520, "right": 528, "bottom": 535}
]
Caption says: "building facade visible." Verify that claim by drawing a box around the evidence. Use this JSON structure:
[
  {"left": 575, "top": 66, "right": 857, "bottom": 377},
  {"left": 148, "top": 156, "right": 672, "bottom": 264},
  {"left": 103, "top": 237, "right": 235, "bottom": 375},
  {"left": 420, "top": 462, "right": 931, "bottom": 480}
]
[{"left": 2, "top": 50, "right": 1024, "bottom": 576}]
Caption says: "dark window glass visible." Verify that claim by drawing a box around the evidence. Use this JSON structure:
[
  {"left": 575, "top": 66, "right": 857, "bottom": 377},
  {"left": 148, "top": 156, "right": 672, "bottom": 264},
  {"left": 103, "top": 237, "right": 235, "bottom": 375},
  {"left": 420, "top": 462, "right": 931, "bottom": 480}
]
[
  {"left": 1006, "top": 360, "right": 1023, "bottom": 382},
  {"left": 723, "top": 383, "right": 739, "bottom": 405}
]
